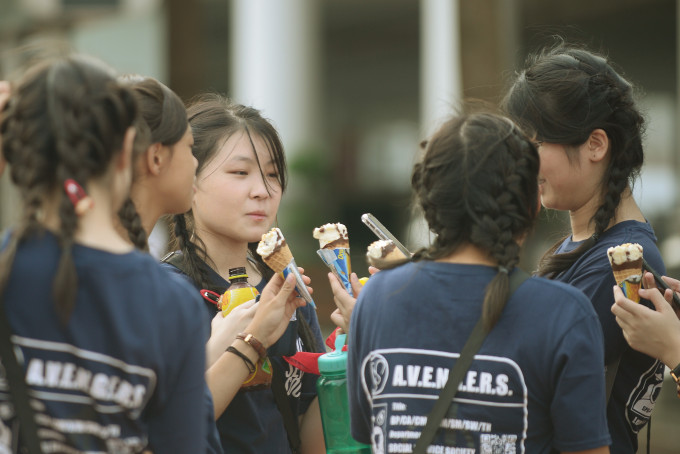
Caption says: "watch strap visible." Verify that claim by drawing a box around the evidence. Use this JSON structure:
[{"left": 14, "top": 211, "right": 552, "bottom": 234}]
[{"left": 236, "top": 332, "right": 267, "bottom": 359}]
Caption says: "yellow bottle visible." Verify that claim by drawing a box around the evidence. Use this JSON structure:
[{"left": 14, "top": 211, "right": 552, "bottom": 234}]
[{"left": 221, "top": 267, "right": 259, "bottom": 316}]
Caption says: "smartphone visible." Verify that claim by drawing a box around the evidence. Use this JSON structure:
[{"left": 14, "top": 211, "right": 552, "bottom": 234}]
[
  {"left": 361, "top": 213, "right": 411, "bottom": 257},
  {"left": 642, "top": 258, "right": 680, "bottom": 311}
]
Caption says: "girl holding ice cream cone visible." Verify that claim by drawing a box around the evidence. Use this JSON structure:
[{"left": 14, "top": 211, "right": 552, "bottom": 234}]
[
  {"left": 503, "top": 41, "right": 666, "bottom": 453},
  {"left": 164, "top": 93, "right": 326, "bottom": 454}
]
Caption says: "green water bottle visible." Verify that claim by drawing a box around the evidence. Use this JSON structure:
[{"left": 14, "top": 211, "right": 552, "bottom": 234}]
[{"left": 316, "top": 333, "right": 372, "bottom": 453}]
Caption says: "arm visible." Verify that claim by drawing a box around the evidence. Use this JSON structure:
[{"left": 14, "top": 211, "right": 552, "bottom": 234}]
[
  {"left": 611, "top": 271, "right": 680, "bottom": 368},
  {"left": 299, "top": 397, "right": 325, "bottom": 454},
  {"left": 205, "top": 299, "right": 257, "bottom": 367},
  {"left": 206, "top": 273, "right": 305, "bottom": 418}
]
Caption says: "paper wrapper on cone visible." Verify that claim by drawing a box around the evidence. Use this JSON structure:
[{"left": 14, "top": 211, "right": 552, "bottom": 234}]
[
  {"left": 317, "top": 247, "right": 353, "bottom": 295},
  {"left": 607, "top": 243, "right": 643, "bottom": 303},
  {"left": 257, "top": 228, "right": 316, "bottom": 309}
]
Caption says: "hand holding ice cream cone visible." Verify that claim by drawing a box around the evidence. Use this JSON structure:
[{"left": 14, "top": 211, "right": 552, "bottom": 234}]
[
  {"left": 607, "top": 243, "right": 643, "bottom": 303},
  {"left": 256, "top": 227, "right": 316, "bottom": 309}
]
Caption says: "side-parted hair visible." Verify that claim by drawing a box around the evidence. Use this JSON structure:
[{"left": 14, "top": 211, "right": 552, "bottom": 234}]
[
  {"left": 411, "top": 112, "right": 540, "bottom": 330},
  {"left": 503, "top": 42, "right": 645, "bottom": 278},
  {"left": 0, "top": 55, "right": 137, "bottom": 324}
]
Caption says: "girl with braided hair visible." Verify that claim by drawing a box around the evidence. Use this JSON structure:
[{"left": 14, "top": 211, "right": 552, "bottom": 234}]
[
  {"left": 503, "top": 43, "right": 666, "bottom": 453},
  {"left": 345, "top": 113, "right": 610, "bottom": 453},
  {"left": 116, "top": 75, "right": 198, "bottom": 253},
  {"left": 161, "top": 93, "right": 326, "bottom": 453},
  {"left": 0, "top": 56, "right": 217, "bottom": 452},
  {"left": 115, "top": 78, "right": 314, "bottom": 453}
]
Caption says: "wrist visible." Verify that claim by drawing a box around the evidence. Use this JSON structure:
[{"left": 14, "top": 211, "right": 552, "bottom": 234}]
[{"left": 236, "top": 332, "right": 267, "bottom": 359}]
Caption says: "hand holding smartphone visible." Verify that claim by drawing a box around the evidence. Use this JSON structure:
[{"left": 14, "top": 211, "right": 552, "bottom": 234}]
[{"left": 642, "top": 258, "right": 680, "bottom": 312}]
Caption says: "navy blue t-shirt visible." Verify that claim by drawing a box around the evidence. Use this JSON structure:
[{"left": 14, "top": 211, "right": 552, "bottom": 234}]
[
  {"left": 162, "top": 254, "right": 325, "bottom": 454},
  {"left": 0, "top": 231, "right": 210, "bottom": 453},
  {"left": 552, "top": 220, "right": 665, "bottom": 454},
  {"left": 348, "top": 261, "right": 611, "bottom": 453}
]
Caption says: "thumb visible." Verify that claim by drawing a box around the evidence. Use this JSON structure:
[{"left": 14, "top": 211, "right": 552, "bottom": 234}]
[{"left": 276, "top": 274, "right": 297, "bottom": 300}]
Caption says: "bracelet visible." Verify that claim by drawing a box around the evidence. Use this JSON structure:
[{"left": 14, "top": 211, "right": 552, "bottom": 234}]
[
  {"left": 226, "top": 346, "right": 256, "bottom": 374},
  {"left": 236, "top": 333, "right": 267, "bottom": 359}
]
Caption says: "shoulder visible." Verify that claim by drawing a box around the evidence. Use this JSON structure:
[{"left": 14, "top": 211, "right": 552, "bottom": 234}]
[{"left": 515, "top": 275, "right": 596, "bottom": 317}]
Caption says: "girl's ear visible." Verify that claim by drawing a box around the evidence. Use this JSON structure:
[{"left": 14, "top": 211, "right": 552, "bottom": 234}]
[
  {"left": 587, "top": 128, "right": 609, "bottom": 162},
  {"left": 146, "top": 143, "right": 164, "bottom": 176}
]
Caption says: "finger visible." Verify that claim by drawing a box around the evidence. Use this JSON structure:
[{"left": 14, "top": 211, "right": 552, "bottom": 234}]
[
  {"left": 301, "top": 274, "right": 311, "bottom": 285},
  {"left": 612, "top": 285, "right": 639, "bottom": 315},
  {"left": 639, "top": 286, "right": 673, "bottom": 313},
  {"left": 327, "top": 272, "right": 340, "bottom": 289},
  {"left": 261, "top": 273, "right": 289, "bottom": 301},
  {"left": 297, "top": 266, "right": 305, "bottom": 274},
  {"left": 368, "top": 266, "right": 380, "bottom": 275},
  {"left": 662, "top": 276, "right": 680, "bottom": 293},
  {"left": 349, "top": 273, "right": 363, "bottom": 298},
  {"left": 642, "top": 272, "right": 656, "bottom": 290},
  {"left": 330, "top": 309, "right": 348, "bottom": 333}
]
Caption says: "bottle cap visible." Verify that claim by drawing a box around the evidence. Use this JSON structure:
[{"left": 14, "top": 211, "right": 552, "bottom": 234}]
[
  {"left": 228, "top": 267, "right": 248, "bottom": 281},
  {"left": 317, "top": 333, "right": 347, "bottom": 374}
]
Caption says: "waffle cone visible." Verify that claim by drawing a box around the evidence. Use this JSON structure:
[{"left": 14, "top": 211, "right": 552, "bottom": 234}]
[
  {"left": 612, "top": 267, "right": 642, "bottom": 286},
  {"left": 263, "top": 244, "right": 293, "bottom": 273}
]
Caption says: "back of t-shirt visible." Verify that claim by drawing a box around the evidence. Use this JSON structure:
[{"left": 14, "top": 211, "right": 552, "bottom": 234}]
[{"left": 0, "top": 232, "right": 209, "bottom": 453}]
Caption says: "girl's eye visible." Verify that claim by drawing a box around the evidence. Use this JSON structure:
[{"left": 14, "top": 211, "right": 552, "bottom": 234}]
[
  {"left": 229, "top": 170, "right": 248, "bottom": 176},
  {"left": 267, "top": 172, "right": 278, "bottom": 179}
]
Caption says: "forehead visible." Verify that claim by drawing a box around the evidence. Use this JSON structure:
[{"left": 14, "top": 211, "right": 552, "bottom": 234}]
[{"left": 219, "top": 131, "right": 273, "bottom": 161}]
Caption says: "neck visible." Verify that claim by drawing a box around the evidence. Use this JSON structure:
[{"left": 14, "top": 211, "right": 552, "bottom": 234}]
[
  {"left": 193, "top": 227, "right": 252, "bottom": 282},
  {"left": 44, "top": 184, "right": 132, "bottom": 253},
  {"left": 436, "top": 243, "right": 497, "bottom": 267},
  {"left": 569, "top": 186, "right": 645, "bottom": 241},
  {"left": 130, "top": 180, "right": 164, "bottom": 235}
]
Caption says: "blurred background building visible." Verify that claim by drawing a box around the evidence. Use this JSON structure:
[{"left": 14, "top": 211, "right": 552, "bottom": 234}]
[{"left": 0, "top": 0, "right": 678, "bottom": 450}]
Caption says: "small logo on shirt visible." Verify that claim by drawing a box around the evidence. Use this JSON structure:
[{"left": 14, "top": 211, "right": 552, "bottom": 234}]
[
  {"left": 368, "top": 353, "right": 389, "bottom": 396},
  {"left": 626, "top": 360, "right": 664, "bottom": 433}
]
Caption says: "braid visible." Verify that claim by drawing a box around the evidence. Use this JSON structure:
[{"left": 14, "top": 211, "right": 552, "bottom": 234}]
[
  {"left": 2, "top": 56, "right": 138, "bottom": 325},
  {"left": 411, "top": 113, "right": 539, "bottom": 330},
  {"left": 169, "top": 213, "right": 214, "bottom": 290},
  {"left": 118, "top": 198, "right": 148, "bottom": 251},
  {"left": 504, "top": 43, "right": 645, "bottom": 279}
]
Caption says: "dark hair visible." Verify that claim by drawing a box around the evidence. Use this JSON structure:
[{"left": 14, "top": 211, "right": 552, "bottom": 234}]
[
  {"left": 170, "top": 93, "right": 287, "bottom": 289},
  {"left": 411, "top": 113, "right": 540, "bottom": 330},
  {"left": 0, "top": 55, "right": 137, "bottom": 324},
  {"left": 502, "top": 43, "right": 645, "bottom": 278},
  {"left": 117, "top": 75, "right": 189, "bottom": 250}
]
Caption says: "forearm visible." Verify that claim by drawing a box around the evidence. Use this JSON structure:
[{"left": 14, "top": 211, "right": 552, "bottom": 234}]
[
  {"left": 205, "top": 338, "right": 260, "bottom": 419},
  {"left": 299, "top": 397, "right": 326, "bottom": 454}
]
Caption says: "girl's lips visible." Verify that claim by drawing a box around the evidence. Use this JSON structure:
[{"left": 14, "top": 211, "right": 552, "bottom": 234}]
[{"left": 247, "top": 212, "right": 267, "bottom": 220}]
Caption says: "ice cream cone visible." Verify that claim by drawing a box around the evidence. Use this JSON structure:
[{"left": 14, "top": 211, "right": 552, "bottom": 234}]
[
  {"left": 607, "top": 243, "right": 643, "bottom": 302},
  {"left": 313, "top": 223, "right": 349, "bottom": 250},
  {"left": 366, "top": 239, "right": 408, "bottom": 268},
  {"left": 262, "top": 243, "right": 293, "bottom": 273}
]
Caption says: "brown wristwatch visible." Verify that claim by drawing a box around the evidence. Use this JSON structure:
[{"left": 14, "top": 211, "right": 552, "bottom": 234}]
[{"left": 236, "top": 333, "right": 267, "bottom": 359}]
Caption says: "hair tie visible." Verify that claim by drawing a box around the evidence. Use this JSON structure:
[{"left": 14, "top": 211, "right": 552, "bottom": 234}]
[
  {"left": 64, "top": 179, "right": 94, "bottom": 216},
  {"left": 591, "top": 233, "right": 600, "bottom": 243},
  {"left": 498, "top": 266, "right": 509, "bottom": 274}
]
